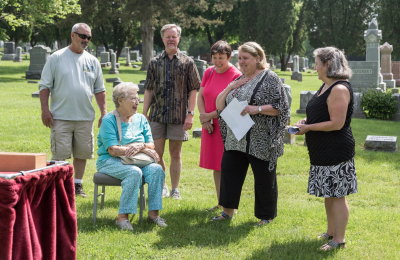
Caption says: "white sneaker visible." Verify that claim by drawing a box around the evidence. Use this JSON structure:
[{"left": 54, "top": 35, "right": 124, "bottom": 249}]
[
  {"left": 162, "top": 184, "right": 170, "bottom": 198},
  {"left": 170, "top": 189, "right": 181, "bottom": 200},
  {"left": 115, "top": 219, "right": 133, "bottom": 231}
]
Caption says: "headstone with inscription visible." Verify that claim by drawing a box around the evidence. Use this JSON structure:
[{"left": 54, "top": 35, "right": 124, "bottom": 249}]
[
  {"left": 13, "top": 47, "right": 22, "bottom": 62},
  {"left": 364, "top": 135, "right": 397, "bottom": 152},
  {"left": 349, "top": 18, "right": 386, "bottom": 92},
  {"left": 380, "top": 42, "right": 396, "bottom": 88},
  {"left": 100, "top": 52, "right": 110, "bottom": 67},
  {"left": 291, "top": 55, "right": 302, "bottom": 81},
  {"left": 131, "top": 50, "right": 140, "bottom": 62},
  {"left": 1, "top": 42, "right": 16, "bottom": 60},
  {"left": 296, "top": 91, "right": 316, "bottom": 114},
  {"left": 109, "top": 52, "right": 119, "bottom": 74},
  {"left": 26, "top": 45, "right": 51, "bottom": 79}
]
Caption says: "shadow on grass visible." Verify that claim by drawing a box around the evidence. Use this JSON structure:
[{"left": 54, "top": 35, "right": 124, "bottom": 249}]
[
  {"left": 0, "top": 77, "right": 26, "bottom": 83},
  {"left": 150, "top": 207, "right": 254, "bottom": 248},
  {"left": 247, "top": 239, "right": 338, "bottom": 260}
]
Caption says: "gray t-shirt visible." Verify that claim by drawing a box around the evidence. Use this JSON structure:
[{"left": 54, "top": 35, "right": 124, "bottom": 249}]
[{"left": 39, "top": 47, "right": 105, "bottom": 121}]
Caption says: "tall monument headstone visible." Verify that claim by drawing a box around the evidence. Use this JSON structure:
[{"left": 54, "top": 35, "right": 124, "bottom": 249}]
[
  {"left": 380, "top": 42, "right": 396, "bottom": 88},
  {"left": 349, "top": 18, "right": 386, "bottom": 92},
  {"left": 109, "top": 52, "right": 119, "bottom": 74},
  {"left": 26, "top": 45, "right": 51, "bottom": 79}
]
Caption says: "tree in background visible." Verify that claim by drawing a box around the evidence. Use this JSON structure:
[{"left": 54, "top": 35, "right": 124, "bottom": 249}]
[
  {"left": 0, "top": 0, "right": 80, "bottom": 43},
  {"left": 304, "top": 0, "right": 378, "bottom": 58},
  {"left": 378, "top": 0, "right": 400, "bottom": 59},
  {"left": 238, "top": 0, "right": 306, "bottom": 71}
]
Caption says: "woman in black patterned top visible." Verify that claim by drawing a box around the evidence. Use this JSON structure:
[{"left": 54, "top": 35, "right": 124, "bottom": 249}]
[
  {"left": 213, "top": 42, "right": 289, "bottom": 226},
  {"left": 296, "top": 47, "right": 357, "bottom": 251}
]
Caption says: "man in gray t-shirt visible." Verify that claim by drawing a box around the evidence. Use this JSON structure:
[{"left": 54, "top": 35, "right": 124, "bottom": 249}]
[{"left": 39, "top": 23, "right": 106, "bottom": 197}]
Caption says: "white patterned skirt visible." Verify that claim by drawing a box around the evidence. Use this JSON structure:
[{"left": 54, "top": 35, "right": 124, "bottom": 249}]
[{"left": 308, "top": 158, "right": 358, "bottom": 198}]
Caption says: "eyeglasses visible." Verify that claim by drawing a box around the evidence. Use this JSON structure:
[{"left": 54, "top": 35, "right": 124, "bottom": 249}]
[{"left": 74, "top": 32, "right": 92, "bottom": 41}]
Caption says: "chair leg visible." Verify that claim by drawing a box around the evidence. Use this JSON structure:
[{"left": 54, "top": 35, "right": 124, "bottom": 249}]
[
  {"left": 100, "top": 185, "right": 105, "bottom": 209},
  {"left": 93, "top": 183, "right": 98, "bottom": 224},
  {"left": 139, "top": 183, "right": 145, "bottom": 223}
]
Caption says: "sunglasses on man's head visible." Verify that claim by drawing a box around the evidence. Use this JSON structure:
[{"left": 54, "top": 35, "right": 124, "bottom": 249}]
[{"left": 74, "top": 32, "right": 92, "bottom": 41}]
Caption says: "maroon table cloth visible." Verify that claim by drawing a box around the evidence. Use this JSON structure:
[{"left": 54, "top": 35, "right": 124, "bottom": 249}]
[{"left": 0, "top": 164, "right": 77, "bottom": 260}]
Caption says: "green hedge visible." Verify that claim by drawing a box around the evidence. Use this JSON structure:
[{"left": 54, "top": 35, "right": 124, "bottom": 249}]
[{"left": 361, "top": 89, "right": 398, "bottom": 120}]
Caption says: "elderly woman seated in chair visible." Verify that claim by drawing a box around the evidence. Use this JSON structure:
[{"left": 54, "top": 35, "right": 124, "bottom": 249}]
[{"left": 97, "top": 82, "right": 166, "bottom": 230}]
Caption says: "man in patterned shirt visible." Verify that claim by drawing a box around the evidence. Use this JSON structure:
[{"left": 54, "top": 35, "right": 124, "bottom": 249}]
[{"left": 143, "top": 24, "right": 200, "bottom": 199}]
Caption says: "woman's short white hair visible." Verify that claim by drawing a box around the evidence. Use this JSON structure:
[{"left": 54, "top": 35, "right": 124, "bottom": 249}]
[{"left": 113, "top": 82, "right": 139, "bottom": 108}]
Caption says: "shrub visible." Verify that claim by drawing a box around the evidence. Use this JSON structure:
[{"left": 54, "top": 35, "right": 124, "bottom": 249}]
[{"left": 360, "top": 89, "right": 398, "bottom": 120}]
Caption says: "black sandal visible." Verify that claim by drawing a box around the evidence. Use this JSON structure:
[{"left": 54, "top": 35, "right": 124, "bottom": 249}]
[
  {"left": 211, "top": 211, "right": 232, "bottom": 221},
  {"left": 254, "top": 219, "right": 272, "bottom": 227},
  {"left": 317, "top": 232, "right": 333, "bottom": 240},
  {"left": 319, "top": 240, "right": 346, "bottom": 251}
]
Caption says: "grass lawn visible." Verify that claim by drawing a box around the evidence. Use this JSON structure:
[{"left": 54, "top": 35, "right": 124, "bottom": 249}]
[{"left": 0, "top": 60, "right": 399, "bottom": 260}]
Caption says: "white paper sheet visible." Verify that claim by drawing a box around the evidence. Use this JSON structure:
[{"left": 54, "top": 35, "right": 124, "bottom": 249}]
[{"left": 220, "top": 98, "right": 255, "bottom": 141}]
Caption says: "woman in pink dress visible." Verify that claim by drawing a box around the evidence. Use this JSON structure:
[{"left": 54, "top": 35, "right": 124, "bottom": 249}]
[{"left": 197, "top": 40, "right": 241, "bottom": 211}]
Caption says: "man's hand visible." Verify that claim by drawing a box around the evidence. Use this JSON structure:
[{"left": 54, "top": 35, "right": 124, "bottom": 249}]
[
  {"left": 98, "top": 113, "right": 106, "bottom": 128},
  {"left": 41, "top": 110, "right": 54, "bottom": 128},
  {"left": 183, "top": 114, "right": 194, "bottom": 130}
]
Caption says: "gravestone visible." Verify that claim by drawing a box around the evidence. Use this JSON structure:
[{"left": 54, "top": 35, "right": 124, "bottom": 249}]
[
  {"left": 352, "top": 92, "right": 366, "bottom": 118},
  {"left": 100, "top": 51, "right": 110, "bottom": 67},
  {"left": 299, "top": 57, "right": 306, "bottom": 72},
  {"left": 113, "top": 79, "right": 123, "bottom": 88},
  {"left": 380, "top": 42, "right": 396, "bottom": 88},
  {"left": 192, "top": 128, "right": 202, "bottom": 138},
  {"left": 392, "top": 61, "right": 400, "bottom": 87},
  {"left": 26, "top": 45, "right": 51, "bottom": 79},
  {"left": 1, "top": 42, "right": 16, "bottom": 60},
  {"left": 194, "top": 59, "right": 207, "bottom": 80},
  {"left": 96, "top": 46, "right": 106, "bottom": 57},
  {"left": 106, "top": 77, "right": 121, "bottom": 83},
  {"left": 291, "top": 55, "right": 302, "bottom": 81},
  {"left": 109, "top": 52, "right": 119, "bottom": 74},
  {"left": 13, "top": 47, "right": 22, "bottom": 62},
  {"left": 364, "top": 135, "right": 397, "bottom": 152},
  {"left": 304, "top": 58, "right": 309, "bottom": 70},
  {"left": 120, "top": 47, "right": 128, "bottom": 58},
  {"left": 31, "top": 91, "right": 39, "bottom": 98},
  {"left": 138, "top": 80, "right": 146, "bottom": 94},
  {"left": 296, "top": 91, "right": 317, "bottom": 114},
  {"left": 349, "top": 18, "right": 386, "bottom": 92},
  {"left": 124, "top": 47, "right": 131, "bottom": 66},
  {"left": 268, "top": 58, "right": 275, "bottom": 69},
  {"left": 287, "top": 62, "right": 293, "bottom": 71},
  {"left": 283, "top": 83, "right": 295, "bottom": 144},
  {"left": 131, "top": 50, "right": 140, "bottom": 62}
]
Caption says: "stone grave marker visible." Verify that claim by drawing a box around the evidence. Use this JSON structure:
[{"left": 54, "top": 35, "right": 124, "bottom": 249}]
[
  {"left": 96, "top": 46, "right": 106, "bottom": 57},
  {"left": 106, "top": 77, "right": 121, "bottom": 83},
  {"left": 299, "top": 57, "right": 306, "bottom": 72},
  {"left": 304, "top": 57, "right": 309, "bottom": 70},
  {"left": 138, "top": 80, "right": 146, "bottom": 94},
  {"left": 296, "top": 91, "right": 316, "bottom": 114},
  {"left": 100, "top": 52, "right": 110, "bottom": 67},
  {"left": 364, "top": 135, "right": 397, "bottom": 152},
  {"left": 392, "top": 61, "right": 400, "bottom": 87},
  {"left": 31, "top": 91, "right": 40, "bottom": 98},
  {"left": 291, "top": 55, "right": 302, "bottom": 81},
  {"left": 1, "top": 42, "right": 16, "bottom": 60},
  {"left": 349, "top": 18, "right": 386, "bottom": 92},
  {"left": 352, "top": 92, "right": 366, "bottom": 118},
  {"left": 194, "top": 59, "right": 207, "bottom": 79},
  {"left": 109, "top": 53, "right": 119, "bottom": 74},
  {"left": 26, "top": 45, "right": 51, "bottom": 79},
  {"left": 380, "top": 42, "right": 396, "bottom": 88},
  {"left": 231, "top": 50, "right": 238, "bottom": 68},
  {"left": 124, "top": 47, "right": 131, "bottom": 66},
  {"left": 113, "top": 79, "right": 122, "bottom": 88},
  {"left": 13, "top": 47, "right": 22, "bottom": 62}
]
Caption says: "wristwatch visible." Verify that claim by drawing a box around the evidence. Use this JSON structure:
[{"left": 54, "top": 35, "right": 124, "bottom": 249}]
[
  {"left": 258, "top": 106, "right": 262, "bottom": 113},
  {"left": 187, "top": 111, "right": 194, "bottom": 116}
]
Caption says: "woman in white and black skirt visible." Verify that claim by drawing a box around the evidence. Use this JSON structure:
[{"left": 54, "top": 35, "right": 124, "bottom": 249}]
[{"left": 296, "top": 47, "right": 357, "bottom": 251}]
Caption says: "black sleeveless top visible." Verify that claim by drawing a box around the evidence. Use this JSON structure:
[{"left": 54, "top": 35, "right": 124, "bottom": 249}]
[{"left": 305, "top": 81, "right": 355, "bottom": 166}]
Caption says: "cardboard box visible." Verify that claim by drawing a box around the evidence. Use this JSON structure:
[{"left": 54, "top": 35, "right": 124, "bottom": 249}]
[{"left": 0, "top": 152, "right": 47, "bottom": 172}]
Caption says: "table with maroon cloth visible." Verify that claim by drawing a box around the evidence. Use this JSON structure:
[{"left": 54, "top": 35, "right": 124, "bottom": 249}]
[{"left": 0, "top": 163, "right": 77, "bottom": 260}]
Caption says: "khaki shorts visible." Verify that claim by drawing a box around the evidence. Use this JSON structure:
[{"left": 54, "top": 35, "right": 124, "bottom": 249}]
[
  {"left": 51, "top": 120, "right": 94, "bottom": 160},
  {"left": 150, "top": 122, "right": 188, "bottom": 141}
]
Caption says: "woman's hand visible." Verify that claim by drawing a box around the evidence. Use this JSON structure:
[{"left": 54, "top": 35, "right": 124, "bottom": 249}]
[
  {"left": 240, "top": 105, "right": 259, "bottom": 116},
  {"left": 141, "top": 148, "right": 160, "bottom": 163},
  {"left": 201, "top": 121, "right": 214, "bottom": 134},
  {"left": 125, "top": 143, "right": 145, "bottom": 157},
  {"left": 199, "top": 112, "right": 214, "bottom": 124},
  {"left": 294, "top": 118, "right": 308, "bottom": 135},
  {"left": 228, "top": 77, "right": 250, "bottom": 90}
]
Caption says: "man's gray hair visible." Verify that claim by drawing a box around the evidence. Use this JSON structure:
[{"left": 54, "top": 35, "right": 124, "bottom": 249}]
[
  {"left": 113, "top": 82, "right": 139, "bottom": 108},
  {"left": 160, "top": 24, "right": 182, "bottom": 38},
  {"left": 71, "top": 23, "right": 91, "bottom": 33}
]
